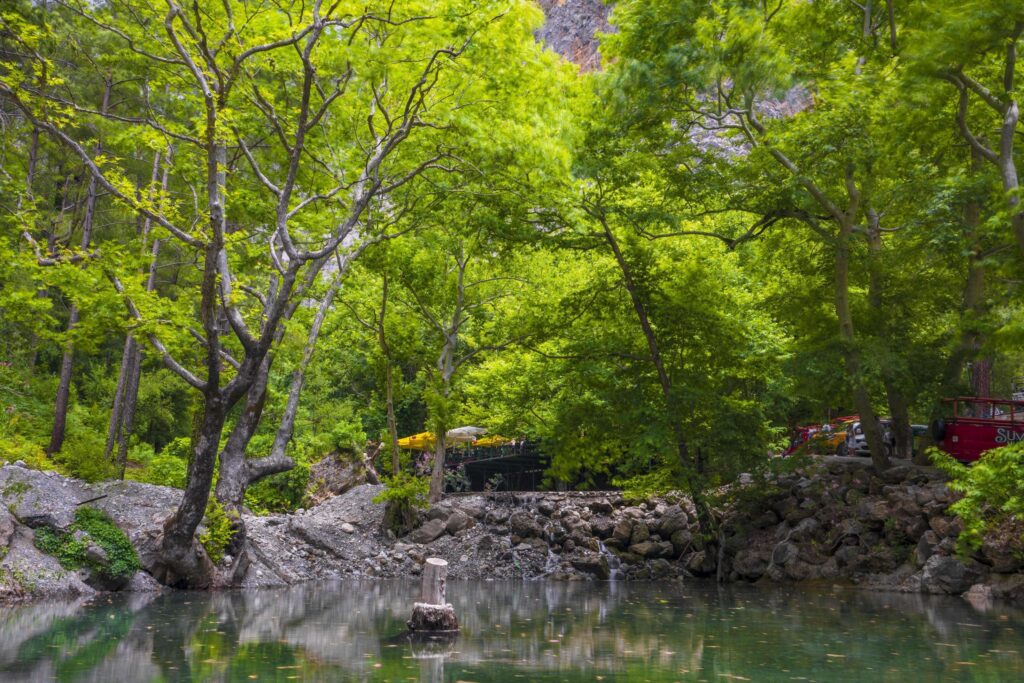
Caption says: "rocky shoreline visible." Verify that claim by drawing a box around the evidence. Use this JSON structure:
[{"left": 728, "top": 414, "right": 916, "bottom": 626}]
[{"left": 2, "top": 458, "right": 1022, "bottom": 606}]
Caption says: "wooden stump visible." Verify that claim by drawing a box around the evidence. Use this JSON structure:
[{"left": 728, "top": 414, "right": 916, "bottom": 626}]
[{"left": 408, "top": 558, "right": 458, "bottom": 632}]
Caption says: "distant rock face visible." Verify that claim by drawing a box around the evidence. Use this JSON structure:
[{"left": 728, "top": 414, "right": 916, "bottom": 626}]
[
  {"left": 305, "top": 453, "right": 372, "bottom": 506},
  {"left": 536, "top": 0, "right": 611, "bottom": 71}
]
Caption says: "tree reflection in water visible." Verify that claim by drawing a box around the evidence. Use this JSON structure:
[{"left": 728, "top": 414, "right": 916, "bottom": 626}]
[{"left": 0, "top": 580, "right": 1022, "bottom": 681}]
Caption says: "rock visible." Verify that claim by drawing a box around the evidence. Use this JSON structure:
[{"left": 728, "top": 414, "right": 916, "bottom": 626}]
[
  {"left": 571, "top": 554, "right": 610, "bottom": 580},
  {"left": 611, "top": 519, "right": 632, "bottom": 544},
  {"left": 0, "top": 507, "right": 14, "bottom": 549},
  {"left": 0, "top": 466, "right": 85, "bottom": 531},
  {"left": 126, "top": 571, "right": 163, "bottom": 592},
  {"left": 509, "top": 511, "right": 542, "bottom": 539},
  {"left": 340, "top": 522, "right": 355, "bottom": 534},
  {"left": 963, "top": 583, "right": 994, "bottom": 611},
  {"left": 670, "top": 529, "right": 692, "bottom": 555},
  {"left": 921, "top": 555, "right": 982, "bottom": 595},
  {"left": 771, "top": 541, "right": 798, "bottom": 566},
  {"left": 304, "top": 454, "right": 373, "bottom": 505},
  {"left": 407, "top": 519, "right": 447, "bottom": 545},
  {"left": 84, "top": 543, "right": 109, "bottom": 565},
  {"left": 859, "top": 499, "right": 890, "bottom": 522},
  {"left": 485, "top": 509, "right": 509, "bottom": 525},
  {"left": 789, "top": 518, "right": 821, "bottom": 543},
  {"left": 425, "top": 506, "right": 450, "bottom": 521},
  {"left": 445, "top": 511, "right": 474, "bottom": 535},
  {"left": 629, "top": 521, "right": 650, "bottom": 546},
  {"left": 459, "top": 502, "right": 486, "bottom": 519},
  {"left": 538, "top": 500, "right": 557, "bottom": 517},
  {"left": 686, "top": 550, "right": 716, "bottom": 576},
  {"left": 915, "top": 531, "right": 938, "bottom": 567},
  {"left": 980, "top": 520, "right": 1024, "bottom": 572},
  {"left": 628, "top": 540, "right": 665, "bottom": 558},
  {"left": 649, "top": 558, "right": 673, "bottom": 577},
  {"left": 589, "top": 499, "right": 614, "bottom": 514},
  {"left": 834, "top": 545, "right": 860, "bottom": 568},
  {"left": 658, "top": 505, "right": 689, "bottom": 537},
  {"left": 590, "top": 517, "right": 614, "bottom": 539},
  {"left": 733, "top": 549, "right": 768, "bottom": 579}
]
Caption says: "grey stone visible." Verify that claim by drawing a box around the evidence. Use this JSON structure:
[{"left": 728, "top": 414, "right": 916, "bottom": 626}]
[
  {"left": 340, "top": 522, "right": 355, "bottom": 534},
  {"left": 629, "top": 521, "right": 650, "bottom": 546},
  {"left": 611, "top": 519, "right": 632, "bottom": 544},
  {"left": 670, "top": 529, "right": 693, "bottom": 555},
  {"left": 571, "top": 554, "right": 610, "bottom": 580},
  {"left": 771, "top": 541, "right": 799, "bottom": 566},
  {"left": 658, "top": 505, "right": 689, "bottom": 537},
  {"left": 737, "top": 548, "right": 770, "bottom": 581},
  {"left": 445, "top": 511, "right": 474, "bottom": 535},
  {"left": 509, "top": 511, "right": 542, "bottom": 539},
  {"left": 407, "top": 518, "right": 447, "bottom": 545},
  {"left": 922, "top": 554, "right": 982, "bottom": 595}
]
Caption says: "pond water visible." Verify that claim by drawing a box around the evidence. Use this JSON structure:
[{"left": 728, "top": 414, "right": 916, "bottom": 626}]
[{"left": 0, "top": 579, "right": 1021, "bottom": 682}]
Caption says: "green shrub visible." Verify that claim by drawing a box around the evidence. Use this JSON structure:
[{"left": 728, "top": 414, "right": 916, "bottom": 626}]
[
  {"left": 245, "top": 459, "right": 311, "bottom": 515},
  {"left": 52, "top": 429, "right": 116, "bottom": 483},
  {"left": 33, "top": 507, "right": 140, "bottom": 579},
  {"left": 931, "top": 444, "right": 1024, "bottom": 555},
  {"left": 374, "top": 472, "right": 429, "bottom": 535},
  {"left": 199, "top": 498, "right": 237, "bottom": 565}
]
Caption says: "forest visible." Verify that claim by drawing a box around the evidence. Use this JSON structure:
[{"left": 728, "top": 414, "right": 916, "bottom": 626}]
[{"left": 1, "top": 0, "right": 1023, "bottom": 585}]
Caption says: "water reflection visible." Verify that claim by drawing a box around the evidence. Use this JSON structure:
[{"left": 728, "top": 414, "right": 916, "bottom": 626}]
[{"left": 0, "top": 580, "right": 1021, "bottom": 682}]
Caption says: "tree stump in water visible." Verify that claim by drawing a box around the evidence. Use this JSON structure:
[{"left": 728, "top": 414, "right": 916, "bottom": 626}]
[{"left": 408, "top": 558, "right": 459, "bottom": 632}]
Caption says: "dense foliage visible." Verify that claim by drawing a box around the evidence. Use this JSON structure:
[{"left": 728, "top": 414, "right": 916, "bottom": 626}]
[
  {"left": 34, "top": 507, "right": 140, "bottom": 579},
  {"left": 2, "top": 1, "right": 1023, "bottom": 575}
]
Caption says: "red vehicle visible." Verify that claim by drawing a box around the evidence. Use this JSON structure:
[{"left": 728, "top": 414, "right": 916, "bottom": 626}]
[{"left": 935, "top": 397, "right": 1024, "bottom": 463}]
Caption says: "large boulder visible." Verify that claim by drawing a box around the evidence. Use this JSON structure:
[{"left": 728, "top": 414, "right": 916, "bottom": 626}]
[
  {"left": 628, "top": 521, "right": 650, "bottom": 546},
  {"left": 611, "top": 519, "right": 633, "bottom": 544},
  {"left": 407, "top": 518, "right": 447, "bottom": 545},
  {"left": 509, "top": 511, "right": 543, "bottom": 540},
  {"left": 590, "top": 517, "right": 614, "bottom": 539},
  {"left": 445, "top": 511, "right": 474, "bottom": 535},
  {"left": 571, "top": 554, "right": 610, "bottom": 580},
  {"left": 304, "top": 454, "right": 373, "bottom": 505},
  {"left": 922, "top": 555, "right": 982, "bottom": 595},
  {"left": 733, "top": 548, "right": 768, "bottom": 580},
  {"left": 0, "top": 466, "right": 85, "bottom": 531},
  {"left": 658, "top": 505, "right": 689, "bottom": 537}
]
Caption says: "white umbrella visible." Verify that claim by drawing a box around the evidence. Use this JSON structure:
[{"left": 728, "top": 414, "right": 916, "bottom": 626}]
[{"left": 445, "top": 426, "right": 487, "bottom": 443}]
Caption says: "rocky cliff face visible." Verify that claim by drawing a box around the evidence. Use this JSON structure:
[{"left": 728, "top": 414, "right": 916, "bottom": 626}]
[
  {"left": 537, "top": 0, "right": 610, "bottom": 71},
  {"left": 2, "top": 459, "right": 1022, "bottom": 606}
]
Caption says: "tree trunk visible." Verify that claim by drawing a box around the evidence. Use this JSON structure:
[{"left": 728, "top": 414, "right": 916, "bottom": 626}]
[
  {"left": 865, "top": 210, "right": 912, "bottom": 459},
  {"left": 47, "top": 80, "right": 110, "bottom": 456},
  {"left": 600, "top": 219, "right": 694, "bottom": 478},
  {"left": 378, "top": 275, "right": 401, "bottom": 475},
  {"left": 429, "top": 429, "right": 447, "bottom": 504},
  {"left": 385, "top": 363, "right": 400, "bottom": 475},
  {"left": 216, "top": 276, "right": 342, "bottom": 514},
  {"left": 107, "top": 150, "right": 164, "bottom": 467},
  {"left": 835, "top": 220, "right": 889, "bottom": 470}
]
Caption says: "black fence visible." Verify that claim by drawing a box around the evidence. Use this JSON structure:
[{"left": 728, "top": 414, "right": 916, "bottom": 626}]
[{"left": 444, "top": 441, "right": 549, "bottom": 492}]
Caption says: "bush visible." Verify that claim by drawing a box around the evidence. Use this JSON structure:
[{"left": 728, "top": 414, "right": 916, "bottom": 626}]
[
  {"left": 374, "top": 472, "right": 429, "bottom": 535},
  {"left": 52, "top": 430, "right": 116, "bottom": 483},
  {"left": 199, "top": 498, "right": 237, "bottom": 565},
  {"left": 33, "top": 507, "right": 140, "bottom": 579},
  {"left": 931, "top": 444, "right": 1024, "bottom": 555}
]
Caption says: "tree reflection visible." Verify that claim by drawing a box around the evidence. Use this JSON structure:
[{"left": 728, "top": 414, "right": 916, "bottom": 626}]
[{"left": 0, "top": 580, "right": 1021, "bottom": 682}]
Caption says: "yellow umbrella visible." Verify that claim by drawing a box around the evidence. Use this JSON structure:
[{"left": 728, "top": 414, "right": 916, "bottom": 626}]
[
  {"left": 473, "top": 435, "right": 512, "bottom": 448},
  {"left": 396, "top": 432, "right": 436, "bottom": 451}
]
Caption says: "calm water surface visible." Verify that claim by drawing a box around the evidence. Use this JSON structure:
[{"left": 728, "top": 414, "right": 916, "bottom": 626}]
[{"left": 0, "top": 579, "right": 1021, "bottom": 682}]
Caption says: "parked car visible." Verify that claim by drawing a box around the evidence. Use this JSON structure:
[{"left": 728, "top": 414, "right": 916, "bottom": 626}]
[{"left": 841, "top": 419, "right": 928, "bottom": 458}]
